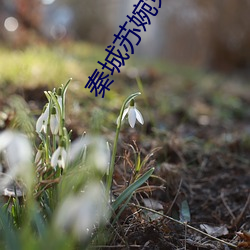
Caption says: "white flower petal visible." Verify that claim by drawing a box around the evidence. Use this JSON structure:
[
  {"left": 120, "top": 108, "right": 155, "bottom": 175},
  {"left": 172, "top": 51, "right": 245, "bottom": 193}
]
[
  {"left": 36, "top": 113, "right": 45, "bottom": 133},
  {"left": 121, "top": 107, "right": 129, "bottom": 121},
  {"left": 0, "top": 131, "right": 33, "bottom": 190},
  {"left": 55, "top": 183, "right": 109, "bottom": 240},
  {"left": 60, "top": 148, "right": 67, "bottom": 169},
  {"left": 6, "top": 133, "right": 32, "bottom": 170},
  {"left": 44, "top": 104, "right": 50, "bottom": 119},
  {"left": 135, "top": 109, "right": 144, "bottom": 125},
  {"left": 35, "top": 150, "right": 42, "bottom": 164},
  {"left": 36, "top": 104, "right": 50, "bottom": 134},
  {"left": 50, "top": 114, "right": 59, "bottom": 135},
  {"left": 92, "top": 138, "right": 110, "bottom": 172},
  {"left": 57, "top": 96, "right": 63, "bottom": 112},
  {"left": 51, "top": 147, "right": 61, "bottom": 168},
  {"left": 68, "top": 137, "right": 88, "bottom": 163},
  {"left": 128, "top": 107, "right": 136, "bottom": 128},
  {"left": 0, "top": 130, "right": 13, "bottom": 151},
  {"left": 42, "top": 122, "right": 48, "bottom": 133}
]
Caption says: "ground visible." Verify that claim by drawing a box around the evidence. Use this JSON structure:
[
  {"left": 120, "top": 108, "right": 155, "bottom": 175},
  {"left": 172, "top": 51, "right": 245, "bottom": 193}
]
[{"left": 0, "top": 42, "right": 249, "bottom": 249}]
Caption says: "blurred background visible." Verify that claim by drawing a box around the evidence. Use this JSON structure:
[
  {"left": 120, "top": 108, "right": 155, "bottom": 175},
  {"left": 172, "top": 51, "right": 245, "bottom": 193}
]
[
  {"left": 1, "top": 0, "right": 250, "bottom": 72},
  {"left": 1, "top": 0, "right": 250, "bottom": 135},
  {"left": 0, "top": 2, "right": 250, "bottom": 248}
]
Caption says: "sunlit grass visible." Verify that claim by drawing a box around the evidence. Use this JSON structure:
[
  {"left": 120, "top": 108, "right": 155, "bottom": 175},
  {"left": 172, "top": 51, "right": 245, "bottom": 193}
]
[{"left": 0, "top": 42, "right": 106, "bottom": 87}]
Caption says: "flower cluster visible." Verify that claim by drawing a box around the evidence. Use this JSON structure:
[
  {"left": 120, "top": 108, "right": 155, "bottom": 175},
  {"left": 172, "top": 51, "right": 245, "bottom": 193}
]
[
  {"left": 36, "top": 89, "right": 62, "bottom": 136},
  {"left": 35, "top": 83, "right": 68, "bottom": 173},
  {"left": 0, "top": 81, "right": 150, "bottom": 247}
]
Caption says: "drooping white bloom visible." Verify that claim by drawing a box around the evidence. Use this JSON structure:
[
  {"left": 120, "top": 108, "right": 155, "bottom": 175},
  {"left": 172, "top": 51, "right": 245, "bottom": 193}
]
[
  {"left": 56, "top": 87, "right": 63, "bottom": 111},
  {"left": 88, "top": 137, "right": 110, "bottom": 173},
  {"left": 69, "top": 136, "right": 110, "bottom": 173},
  {"left": 54, "top": 182, "right": 109, "bottom": 240},
  {"left": 120, "top": 99, "right": 144, "bottom": 128},
  {"left": 35, "top": 144, "right": 43, "bottom": 164},
  {"left": 0, "top": 130, "right": 33, "bottom": 190},
  {"left": 50, "top": 106, "right": 60, "bottom": 135},
  {"left": 36, "top": 103, "right": 50, "bottom": 133},
  {"left": 57, "top": 95, "right": 63, "bottom": 112},
  {"left": 51, "top": 145, "right": 67, "bottom": 169},
  {"left": 35, "top": 149, "right": 42, "bottom": 164},
  {"left": 67, "top": 135, "right": 110, "bottom": 173}
]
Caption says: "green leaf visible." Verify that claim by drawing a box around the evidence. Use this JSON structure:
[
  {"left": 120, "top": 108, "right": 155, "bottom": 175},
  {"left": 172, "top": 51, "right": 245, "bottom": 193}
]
[
  {"left": 179, "top": 199, "right": 191, "bottom": 222},
  {"left": 0, "top": 207, "right": 21, "bottom": 250},
  {"left": 112, "top": 167, "right": 154, "bottom": 211}
]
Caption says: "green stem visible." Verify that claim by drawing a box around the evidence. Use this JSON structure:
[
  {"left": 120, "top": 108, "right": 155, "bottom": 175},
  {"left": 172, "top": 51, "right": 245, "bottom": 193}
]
[
  {"left": 52, "top": 134, "right": 56, "bottom": 152},
  {"left": 106, "top": 92, "right": 141, "bottom": 196},
  {"left": 61, "top": 78, "right": 72, "bottom": 127},
  {"left": 45, "top": 97, "right": 53, "bottom": 164},
  {"left": 49, "top": 92, "right": 63, "bottom": 136}
]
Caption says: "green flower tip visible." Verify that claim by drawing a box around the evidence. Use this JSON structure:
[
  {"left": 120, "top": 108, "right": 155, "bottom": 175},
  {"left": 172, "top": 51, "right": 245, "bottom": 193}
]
[
  {"left": 129, "top": 99, "right": 135, "bottom": 107},
  {"left": 59, "top": 139, "right": 66, "bottom": 148},
  {"left": 57, "top": 87, "right": 62, "bottom": 96},
  {"left": 51, "top": 106, "right": 57, "bottom": 115},
  {"left": 42, "top": 103, "right": 48, "bottom": 113}
]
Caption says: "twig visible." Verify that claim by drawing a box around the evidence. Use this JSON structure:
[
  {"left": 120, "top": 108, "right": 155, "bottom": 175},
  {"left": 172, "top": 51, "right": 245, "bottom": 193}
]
[
  {"left": 130, "top": 203, "right": 237, "bottom": 249},
  {"left": 89, "top": 245, "right": 141, "bottom": 248},
  {"left": 221, "top": 190, "right": 236, "bottom": 221},
  {"left": 233, "top": 192, "right": 250, "bottom": 227},
  {"left": 166, "top": 178, "right": 183, "bottom": 215},
  {"left": 184, "top": 221, "right": 187, "bottom": 250}
]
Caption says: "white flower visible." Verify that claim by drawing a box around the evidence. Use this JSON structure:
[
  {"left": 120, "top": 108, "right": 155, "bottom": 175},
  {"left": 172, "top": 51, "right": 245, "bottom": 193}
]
[
  {"left": 36, "top": 104, "right": 50, "bottom": 133},
  {"left": 56, "top": 87, "right": 63, "bottom": 112},
  {"left": 88, "top": 137, "right": 110, "bottom": 173},
  {"left": 54, "top": 182, "right": 109, "bottom": 240},
  {"left": 67, "top": 136, "right": 110, "bottom": 173},
  {"left": 35, "top": 149, "right": 42, "bottom": 164},
  {"left": 35, "top": 144, "right": 43, "bottom": 164},
  {"left": 0, "top": 130, "right": 33, "bottom": 190},
  {"left": 57, "top": 95, "right": 63, "bottom": 112},
  {"left": 50, "top": 106, "right": 60, "bottom": 135},
  {"left": 51, "top": 145, "right": 67, "bottom": 169},
  {"left": 120, "top": 99, "right": 144, "bottom": 128}
]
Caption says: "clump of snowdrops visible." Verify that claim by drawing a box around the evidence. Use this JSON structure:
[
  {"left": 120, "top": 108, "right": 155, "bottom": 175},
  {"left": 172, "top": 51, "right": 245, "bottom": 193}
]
[{"left": 0, "top": 79, "right": 154, "bottom": 249}]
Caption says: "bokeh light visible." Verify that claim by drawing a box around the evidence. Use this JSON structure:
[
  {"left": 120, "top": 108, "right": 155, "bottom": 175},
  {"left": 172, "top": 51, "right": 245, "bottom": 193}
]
[
  {"left": 41, "top": 0, "right": 55, "bottom": 5},
  {"left": 4, "top": 17, "right": 19, "bottom": 32}
]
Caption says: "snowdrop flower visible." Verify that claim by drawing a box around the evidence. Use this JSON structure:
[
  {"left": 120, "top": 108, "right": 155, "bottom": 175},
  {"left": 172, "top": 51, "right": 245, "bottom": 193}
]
[
  {"left": 88, "top": 137, "right": 110, "bottom": 173},
  {"left": 57, "top": 87, "right": 63, "bottom": 107},
  {"left": 35, "top": 144, "right": 43, "bottom": 164},
  {"left": 0, "top": 130, "right": 33, "bottom": 190},
  {"left": 50, "top": 106, "right": 60, "bottom": 135},
  {"left": 57, "top": 94, "right": 63, "bottom": 112},
  {"left": 67, "top": 135, "right": 110, "bottom": 173},
  {"left": 121, "top": 99, "right": 144, "bottom": 128},
  {"left": 36, "top": 103, "right": 50, "bottom": 133},
  {"left": 54, "top": 182, "right": 109, "bottom": 240},
  {"left": 51, "top": 142, "right": 67, "bottom": 169}
]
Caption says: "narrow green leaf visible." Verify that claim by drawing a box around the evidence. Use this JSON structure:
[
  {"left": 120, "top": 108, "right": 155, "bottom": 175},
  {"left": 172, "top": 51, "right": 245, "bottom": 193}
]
[
  {"left": 135, "top": 152, "right": 141, "bottom": 172},
  {"left": 0, "top": 208, "right": 21, "bottom": 250},
  {"left": 112, "top": 193, "right": 133, "bottom": 225},
  {"left": 32, "top": 210, "right": 45, "bottom": 237},
  {"left": 112, "top": 167, "right": 154, "bottom": 211}
]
